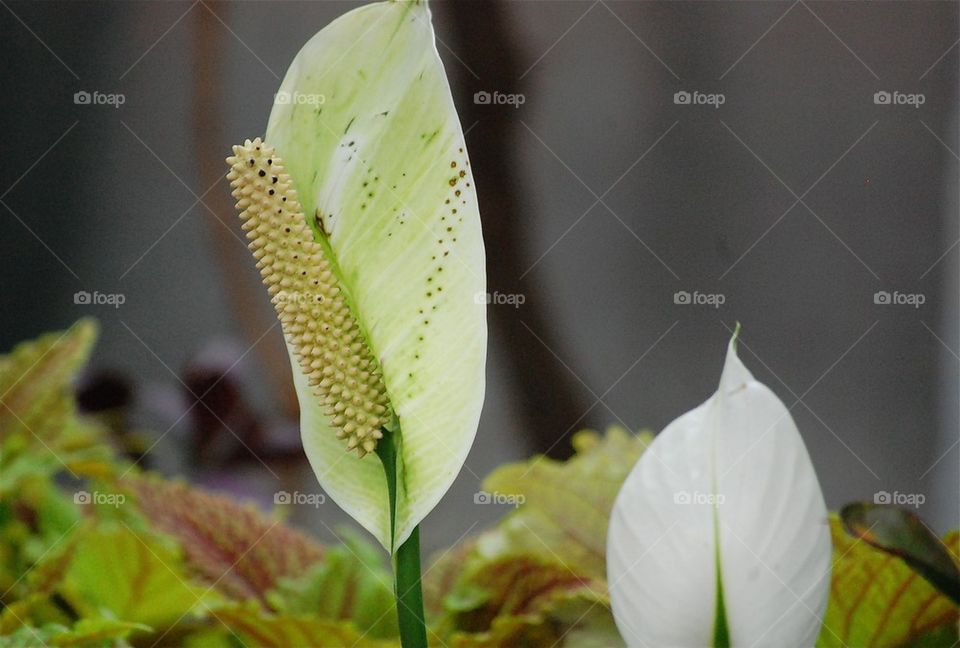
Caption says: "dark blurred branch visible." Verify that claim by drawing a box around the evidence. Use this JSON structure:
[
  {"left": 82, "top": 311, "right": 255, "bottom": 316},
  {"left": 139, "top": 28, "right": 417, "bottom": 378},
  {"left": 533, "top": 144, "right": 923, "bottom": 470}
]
[
  {"left": 441, "top": 1, "right": 595, "bottom": 458},
  {"left": 191, "top": 3, "right": 297, "bottom": 418}
]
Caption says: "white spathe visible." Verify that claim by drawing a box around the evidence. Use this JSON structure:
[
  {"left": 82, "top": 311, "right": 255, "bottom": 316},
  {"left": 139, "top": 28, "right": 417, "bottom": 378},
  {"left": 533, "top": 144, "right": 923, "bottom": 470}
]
[
  {"left": 266, "top": 0, "right": 486, "bottom": 551},
  {"left": 607, "top": 334, "right": 831, "bottom": 647}
]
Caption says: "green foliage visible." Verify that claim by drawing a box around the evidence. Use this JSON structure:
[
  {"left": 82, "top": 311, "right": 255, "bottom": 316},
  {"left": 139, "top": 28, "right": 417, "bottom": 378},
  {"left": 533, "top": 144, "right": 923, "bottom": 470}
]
[
  {"left": 0, "top": 618, "right": 148, "bottom": 647},
  {"left": 841, "top": 502, "right": 960, "bottom": 605},
  {"left": 480, "top": 427, "right": 652, "bottom": 580},
  {"left": 424, "top": 428, "right": 649, "bottom": 646},
  {"left": 432, "top": 552, "right": 611, "bottom": 646},
  {"left": 817, "top": 515, "right": 959, "bottom": 647},
  {"left": 121, "top": 474, "right": 326, "bottom": 604},
  {"left": 59, "top": 523, "right": 212, "bottom": 628},
  {"left": 1, "top": 322, "right": 957, "bottom": 646},
  {"left": 0, "top": 319, "right": 112, "bottom": 498},
  {"left": 267, "top": 529, "right": 397, "bottom": 639},
  {"left": 0, "top": 323, "right": 398, "bottom": 646},
  {"left": 206, "top": 601, "right": 396, "bottom": 648}
]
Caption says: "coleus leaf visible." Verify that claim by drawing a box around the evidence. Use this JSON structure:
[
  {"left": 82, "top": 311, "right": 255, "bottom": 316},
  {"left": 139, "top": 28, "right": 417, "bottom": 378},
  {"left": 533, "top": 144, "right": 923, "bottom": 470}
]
[
  {"left": 0, "top": 619, "right": 149, "bottom": 648},
  {"left": 817, "top": 515, "right": 959, "bottom": 647},
  {"left": 208, "top": 600, "right": 397, "bottom": 648},
  {"left": 251, "top": 0, "right": 486, "bottom": 551},
  {"left": 841, "top": 502, "right": 960, "bottom": 605},
  {"left": 0, "top": 319, "right": 95, "bottom": 442},
  {"left": 0, "top": 482, "right": 83, "bottom": 632},
  {"left": 479, "top": 427, "right": 653, "bottom": 580},
  {"left": 0, "top": 320, "right": 111, "bottom": 495},
  {"left": 606, "top": 333, "right": 832, "bottom": 647},
  {"left": 433, "top": 552, "right": 609, "bottom": 647},
  {"left": 58, "top": 523, "right": 211, "bottom": 629},
  {"left": 423, "top": 538, "right": 477, "bottom": 622},
  {"left": 121, "top": 473, "right": 325, "bottom": 604},
  {"left": 424, "top": 427, "right": 650, "bottom": 646},
  {"left": 266, "top": 528, "right": 397, "bottom": 639}
]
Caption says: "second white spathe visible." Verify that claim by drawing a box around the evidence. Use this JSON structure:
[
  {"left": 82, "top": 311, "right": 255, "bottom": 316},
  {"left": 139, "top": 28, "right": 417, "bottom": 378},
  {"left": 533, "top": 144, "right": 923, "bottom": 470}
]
[{"left": 607, "top": 331, "right": 832, "bottom": 647}]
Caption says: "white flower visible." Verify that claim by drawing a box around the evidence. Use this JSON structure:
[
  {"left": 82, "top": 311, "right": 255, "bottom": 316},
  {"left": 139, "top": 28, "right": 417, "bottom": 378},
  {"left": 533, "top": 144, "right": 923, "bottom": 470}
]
[
  {"left": 239, "top": 0, "right": 486, "bottom": 552},
  {"left": 607, "top": 331, "right": 831, "bottom": 647}
]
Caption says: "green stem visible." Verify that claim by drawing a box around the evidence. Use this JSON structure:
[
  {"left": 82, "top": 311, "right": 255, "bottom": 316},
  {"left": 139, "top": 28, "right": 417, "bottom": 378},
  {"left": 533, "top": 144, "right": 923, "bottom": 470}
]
[
  {"left": 376, "top": 429, "right": 428, "bottom": 648},
  {"left": 395, "top": 526, "right": 427, "bottom": 646}
]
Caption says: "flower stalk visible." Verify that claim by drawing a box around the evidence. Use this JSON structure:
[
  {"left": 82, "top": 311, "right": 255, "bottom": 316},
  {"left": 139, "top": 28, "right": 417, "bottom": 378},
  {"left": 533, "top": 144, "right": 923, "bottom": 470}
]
[{"left": 376, "top": 430, "right": 427, "bottom": 648}]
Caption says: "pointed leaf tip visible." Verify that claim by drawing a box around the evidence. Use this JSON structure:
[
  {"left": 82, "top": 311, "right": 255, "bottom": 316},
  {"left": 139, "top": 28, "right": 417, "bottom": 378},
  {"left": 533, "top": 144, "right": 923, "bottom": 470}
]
[{"left": 718, "top": 326, "right": 754, "bottom": 396}]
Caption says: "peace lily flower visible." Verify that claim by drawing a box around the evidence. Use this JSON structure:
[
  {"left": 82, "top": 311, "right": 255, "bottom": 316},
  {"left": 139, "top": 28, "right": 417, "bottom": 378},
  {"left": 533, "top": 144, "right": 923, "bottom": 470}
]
[
  {"left": 226, "top": 2, "right": 484, "bottom": 644},
  {"left": 607, "top": 329, "right": 831, "bottom": 647}
]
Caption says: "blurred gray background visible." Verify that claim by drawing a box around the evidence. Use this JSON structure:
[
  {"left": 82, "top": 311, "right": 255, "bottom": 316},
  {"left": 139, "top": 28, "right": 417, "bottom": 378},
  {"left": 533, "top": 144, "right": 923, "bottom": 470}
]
[{"left": 1, "top": 0, "right": 957, "bottom": 551}]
